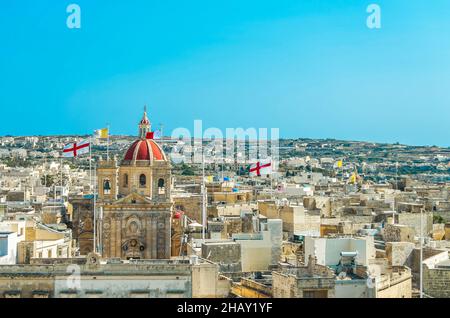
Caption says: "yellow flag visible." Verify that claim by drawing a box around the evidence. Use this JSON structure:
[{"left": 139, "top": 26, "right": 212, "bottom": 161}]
[
  {"left": 96, "top": 128, "right": 109, "bottom": 139},
  {"left": 337, "top": 160, "right": 343, "bottom": 168}
]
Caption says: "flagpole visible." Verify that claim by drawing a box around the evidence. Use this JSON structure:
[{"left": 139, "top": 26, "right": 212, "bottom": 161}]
[
  {"left": 106, "top": 124, "right": 110, "bottom": 161},
  {"left": 60, "top": 156, "right": 63, "bottom": 202},
  {"left": 44, "top": 158, "right": 47, "bottom": 187},
  {"left": 202, "top": 153, "right": 206, "bottom": 242},
  {"left": 89, "top": 136, "right": 92, "bottom": 193},
  {"left": 89, "top": 135, "right": 95, "bottom": 253},
  {"left": 270, "top": 167, "right": 273, "bottom": 192},
  {"left": 420, "top": 207, "right": 423, "bottom": 298},
  {"left": 93, "top": 163, "right": 97, "bottom": 254},
  {"left": 54, "top": 153, "right": 58, "bottom": 201}
]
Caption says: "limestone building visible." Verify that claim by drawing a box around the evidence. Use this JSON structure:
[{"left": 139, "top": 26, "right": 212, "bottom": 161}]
[
  {"left": 0, "top": 254, "right": 231, "bottom": 298},
  {"left": 97, "top": 108, "right": 172, "bottom": 259}
]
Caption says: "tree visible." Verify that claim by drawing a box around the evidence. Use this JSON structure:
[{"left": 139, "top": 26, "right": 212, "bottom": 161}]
[
  {"left": 181, "top": 164, "right": 195, "bottom": 176},
  {"left": 41, "top": 174, "right": 56, "bottom": 187},
  {"left": 433, "top": 215, "right": 445, "bottom": 224}
]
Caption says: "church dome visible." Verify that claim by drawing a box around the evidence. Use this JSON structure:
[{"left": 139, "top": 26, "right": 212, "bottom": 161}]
[{"left": 123, "top": 138, "right": 167, "bottom": 163}]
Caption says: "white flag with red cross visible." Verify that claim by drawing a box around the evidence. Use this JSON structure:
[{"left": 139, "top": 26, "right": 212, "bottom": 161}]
[
  {"left": 62, "top": 139, "right": 90, "bottom": 158},
  {"left": 249, "top": 159, "right": 272, "bottom": 177}
]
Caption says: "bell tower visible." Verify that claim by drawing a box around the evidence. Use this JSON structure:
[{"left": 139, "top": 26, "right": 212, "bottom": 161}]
[
  {"left": 97, "top": 156, "right": 118, "bottom": 202},
  {"left": 138, "top": 105, "right": 151, "bottom": 139},
  {"left": 98, "top": 108, "right": 172, "bottom": 260}
]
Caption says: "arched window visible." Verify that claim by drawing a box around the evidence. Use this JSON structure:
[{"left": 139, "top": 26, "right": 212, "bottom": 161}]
[
  {"left": 123, "top": 174, "right": 128, "bottom": 188},
  {"left": 139, "top": 174, "right": 146, "bottom": 187},
  {"left": 158, "top": 178, "right": 165, "bottom": 194},
  {"left": 103, "top": 179, "right": 111, "bottom": 194}
]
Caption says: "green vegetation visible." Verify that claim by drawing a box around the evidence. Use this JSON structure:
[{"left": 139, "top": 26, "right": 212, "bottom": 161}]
[
  {"left": 180, "top": 164, "right": 195, "bottom": 176},
  {"left": 40, "top": 174, "right": 56, "bottom": 187},
  {"left": 433, "top": 214, "right": 445, "bottom": 224},
  {"left": 1, "top": 157, "right": 34, "bottom": 168}
]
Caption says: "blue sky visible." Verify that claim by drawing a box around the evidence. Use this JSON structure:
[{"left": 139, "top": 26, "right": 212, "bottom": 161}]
[{"left": 0, "top": 0, "right": 449, "bottom": 146}]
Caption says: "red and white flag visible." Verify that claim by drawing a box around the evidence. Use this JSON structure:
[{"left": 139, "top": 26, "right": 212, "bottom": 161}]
[
  {"left": 153, "top": 129, "right": 162, "bottom": 139},
  {"left": 145, "top": 130, "right": 161, "bottom": 140},
  {"left": 63, "top": 139, "right": 90, "bottom": 158},
  {"left": 249, "top": 159, "right": 272, "bottom": 177}
]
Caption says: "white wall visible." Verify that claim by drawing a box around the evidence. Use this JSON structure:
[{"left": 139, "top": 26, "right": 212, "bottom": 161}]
[
  {"left": 236, "top": 219, "right": 282, "bottom": 272},
  {"left": 0, "top": 232, "right": 18, "bottom": 265},
  {"left": 33, "top": 238, "right": 66, "bottom": 259},
  {"left": 0, "top": 220, "right": 26, "bottom": 243},
  {"left": 238, "top": 238, "right": 272, "bottom": 272},
  {"left": 335, "top": 280, "right": 373, "bottom": 298},
  {"left": 304, "top": 236, "right": 375, "bottom": 267}
]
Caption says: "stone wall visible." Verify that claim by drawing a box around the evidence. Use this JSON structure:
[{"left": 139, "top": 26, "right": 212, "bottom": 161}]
[
  {"left": 192, "top": 262, "right": 227, "bottom": 298},
  {"left": 268, "top": 219, "right": 283, "bottom": 266},
  {"left": 272, "top": 271, "right": 335, "bottom": 298},
  {"left": 445, "top": 223, "right": 450, "bottom": 240},
  {"left": 385, "top": 242, "right": 415, "bottom": 266},
  {"left": 383, "top": 224, "right": 415, "bottom": 242},
  {"left": 223, "top": 217, "right": 242, "bottom": 237},
  {"left": 201, "top": 242, "right": 242, "bottom": 272},
  {"left": 173, "top": 195, "right": 202, "bottom": 222},
  {"left": 376, "top": 273, "right": 412, "bottom": 298},
  {"left": 272, "top": 257, "right": 335, "bottom": 298},
  {"left": 272, "top": 271, "right": 296, "bottom": 298},
  {"left": 397, "top": 212, "right": 433, "bottom": 236},
  {"left": 69, "top": 197, "right": 94, "bottom": 255},
  {"left": 0, "top": 259, "right": 202, "bottom": 298},
  {"left": 423, "top": 265, "right": 450, "bottom": 298},
  {"left": 410, "top": 248, "right": 448, "bottom": 274}
]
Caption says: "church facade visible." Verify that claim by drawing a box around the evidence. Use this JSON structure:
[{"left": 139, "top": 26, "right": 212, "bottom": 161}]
[{"left": 96, "top": 108, "right": 172, "bottom": 259}]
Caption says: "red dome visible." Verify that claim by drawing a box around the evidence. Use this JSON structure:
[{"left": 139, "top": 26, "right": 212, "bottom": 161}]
[{"left": 123, "top": 139, "right": 166, "bottom": 162}]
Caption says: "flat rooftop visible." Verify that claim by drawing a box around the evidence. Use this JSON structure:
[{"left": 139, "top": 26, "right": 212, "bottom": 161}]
[{"left": 436, "top": 259, "right": 450, "bottom": 269}]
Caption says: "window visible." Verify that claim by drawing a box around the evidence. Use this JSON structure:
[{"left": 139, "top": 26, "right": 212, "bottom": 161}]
[
  {"left": 32, "top": 291, "right": 49, "bottom": 298},
  {"left": 4, "top": 291, "right": 21, "bottom": 298},
  {"left": 59, "top": 291, "right": 78, "bottom": 298},
  {"left": 158, "top": 178, "right": 165, "bottom": 194},
  {"left": 303, "top": 290, "right": 328, "bottom": 298},
  {"left": 48, "top": 250, "right": 52, "bottom": 258},
  {"left": 130, "top": 291, "right": 150, "bottom": 298},
  {"left": 123, "top": 174, "right": 128, "bottom": 188},
  {"left": 103, "top": 179, "right": 111, "bottom": 194},
  {"left": 139, "top": 174, "right": 146, "bottom": 187},
  {"left": 85, "top": 291, "right": 103, "bottom": 298}
]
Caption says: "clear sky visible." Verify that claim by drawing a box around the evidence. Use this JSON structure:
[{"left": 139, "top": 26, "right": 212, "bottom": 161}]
[{"left": 1, "top": 0, "right": 449, "bottom": 146}]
